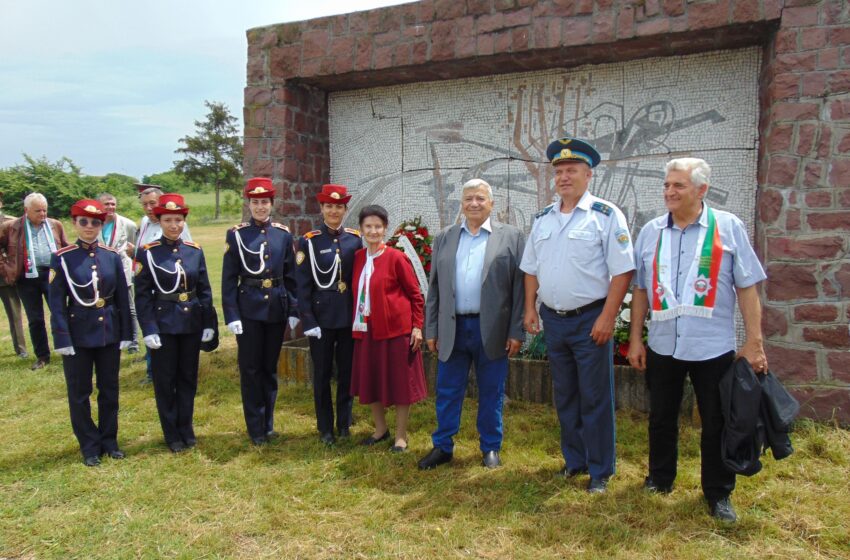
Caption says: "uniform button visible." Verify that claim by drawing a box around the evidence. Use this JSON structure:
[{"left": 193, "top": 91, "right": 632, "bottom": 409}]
[
  {"left": 91, "top": 265, "right": 97, "bottom": 270},
  {"left": 98, "top": 317, "right": 104, "bottom": 322},
  {"left": 264, "top": 255, "right": 269, "bottom": 260},
  {"left": 89, "top": 252, "right": 95, "bottom": 257},
  {"left": 176, "top": 259, "right": 182, "bottom": 264},
  {"left": 264, "top": 295, "right": 269, "bottom": 300},
  {"left": 333, "top": 239, "right": 338, "bottom": 243},
  {"left": 173, "top": 248, "right": 178, "bottom": 253},
  {"left": 183, "top": 307, "right": 189, "bottom": 312},
  {"left": 261, "top": 230, "right": 266, "bottom": 234}
]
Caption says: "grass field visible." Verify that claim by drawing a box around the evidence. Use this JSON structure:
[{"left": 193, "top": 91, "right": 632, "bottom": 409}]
[{"left": 0, "top": 223, "right": 848, "bottom": 558}]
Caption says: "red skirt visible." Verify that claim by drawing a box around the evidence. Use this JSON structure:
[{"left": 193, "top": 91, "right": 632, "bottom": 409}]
[{"left": 350, "top": 329, "right": 427, "bottom": 407}]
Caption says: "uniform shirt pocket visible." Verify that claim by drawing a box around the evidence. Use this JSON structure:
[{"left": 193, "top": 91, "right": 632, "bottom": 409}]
[{"left": 567, "top": 229, "right": 600, "bottom": 262}]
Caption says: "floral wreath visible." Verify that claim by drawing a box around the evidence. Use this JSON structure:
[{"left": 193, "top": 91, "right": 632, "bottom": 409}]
[{"left": 386, "top": 216, "right": 433, "bottom": 273}]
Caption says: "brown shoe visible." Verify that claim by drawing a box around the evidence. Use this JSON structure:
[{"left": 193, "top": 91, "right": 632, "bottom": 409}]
[{"left": 31, "top": 357, "right": 49, "bottom": 370}]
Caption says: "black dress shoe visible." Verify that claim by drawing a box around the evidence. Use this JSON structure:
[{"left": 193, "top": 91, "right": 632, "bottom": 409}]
[
  {"left": 417, "top": 447, "right": 453, "bottom": 470},
  {"left": 338, "top": 427, "right": 351, "bottom": 439},
  {"left": 184, "top": 438, "right": 197, "bottom": 448},
  {"left": 31, "top": 357, "right": 49, "bottom": 370},
  {"left": 83, "top": 455, "right": 101, "bottom": 467},
  {"left": 482, "top": 450, "right": 501, "bottom": 468},
  {"left": 320, "top": 432, "right": 336, "bottom": 446},
  {"left": 587, "top": 478, "right": 609, "bottom": 494},
  {"left": 556, "top": 465, "right": 588, "bottom": 478},
  {"left": 360, "top": 431, "right": 390, "bottom": 446},
  {"left": 709, "top": 497, "right": 738, "bottom": 523},
  {"left": 106, "top": 449, "right": 126, "bottom": 459},
  {"left": 643, "top": 476, "right": 672, "bottom": 494},
  {"left": 266, "top": 430, "right": 280, "bottom": 440},
  {"left": 251, "top": 436, "right": 268, "bottom": 446},
  {"left": 168, "top": 441, "right": 187, "bottom": 453}
]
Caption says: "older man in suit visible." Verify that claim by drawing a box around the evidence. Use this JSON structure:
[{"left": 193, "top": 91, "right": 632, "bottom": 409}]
[
  {"left": 0, "top": 192, "right": 28, "bottom": 358},
  {"left": 419, "top": 179, "right": 525, "bottom": 470}
]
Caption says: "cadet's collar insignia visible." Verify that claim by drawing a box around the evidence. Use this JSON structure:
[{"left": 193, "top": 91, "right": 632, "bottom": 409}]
[
  {"left": 233, "top": 222, "right": 249, "bottom": 230},
  {"left": 534, "top": 204, "right": 556, "bottom": 220},
  {"left": 134, "top": 262, "right": 143, "bottom": 275},
  {"left": 591, "top": 201, "right": 612, "bottom": 216},
  {"left": 48, "top": 269, "right": 56, "bottom": 283},
  {"left": 84, "top": 205, "right": 98, "bottom": 213},
  {"left": 295, "top": 251, "right": 305, "bottom": 265},
  {"left": 184, "top": 240, "right": 200, "bottom": 249},
  {"left": 615, "top": 228, "right": 630, "bottom": 247},
  {"left": 344, "top": 227, "right": 361, "bottom": 237},
  {"left": 272, "top": 222, "right": 289, "bottom": 232},
  {"left": 56, "top": 245, "right": 78, "bottom": 255},
  {"left": 304, "top": 229, "right": 322, "bottom": 240},
  {"left": 143, "top": 241, "right": 161, "bottom": 250}
]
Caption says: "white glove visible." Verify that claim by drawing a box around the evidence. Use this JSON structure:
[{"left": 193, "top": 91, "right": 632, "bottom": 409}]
[
  {"left": 304, "top": 327, "right": 322, "bottom": 339},
  {"left": 227, "top": 321, "right": 243, "bottom": 335},
  {"left": 201, "top": 328, "right": 214, "bottom": 342},
  {"left": 288, "top": 317, "right": 300, "bottom": 331},
  {"left": 56, "top": 346, "right": 76, "bottom": 356},
  {"left": 143, "top": 334, "right": 162, "bottom": 349},
  {"left": 119, "top": 340, "right": 133, "bottom": 350}
]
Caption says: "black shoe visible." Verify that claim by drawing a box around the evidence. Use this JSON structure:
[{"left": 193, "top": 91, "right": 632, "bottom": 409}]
[
  {"left": 17, "top": 351, "right": 28, "bottom": 359},
  {"left": 168, "top": 441, "right": 187, "bottom": 453},
  {"left": 556, "top": 465, "right": 588, "bottom": 478},
  {"left": 31, "top": 357, "right": 49, "bottom": 370},
  {"left": 105, "top": 449, "right": 126, "bottom": 459},
  {"left": 338, "top": 427, "right": 351, "bottom": 439},
  {"left": 266, "top": 431, "right": 280, "bottom": 440},
  {"left": 83, "top": 455, "right": 101, "bottom": 467},
  {"left": 320, "top": 432, "right": 336, "bottom": 446},
  {"left": 390, "top": 440, "right": 408, "bottom": 453},
  {"left": 251, "top": 436, "right": 268, "bottom": 446},
  {"left": 360, "top": 431, "right": 390, "bottom": 446},
  {"left": 185, "top": 438, "right": 197, "bottom": 448},
  {"left": 643, "top": 476, "right": 672, "bottom": 494},
  {"left": 417, "top": 447, "right": 453, "bottom": 470},
  {"left": 709, "top": 497, "right": 738, "bottom": 523},
  {"left": 482, "top": 450, "right": 501, "bottom": 468},
  {"left": 587, "top": 478, "right": 609, "bottom": 494}
]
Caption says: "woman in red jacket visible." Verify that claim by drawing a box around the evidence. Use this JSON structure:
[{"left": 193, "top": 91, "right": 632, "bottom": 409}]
[{"left": 350, "top": 205, "right": 426, "bottom": 452}]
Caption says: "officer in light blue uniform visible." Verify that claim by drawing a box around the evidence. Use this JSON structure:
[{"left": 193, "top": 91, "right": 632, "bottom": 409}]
[
  {"left": 134, "top": 194, "right": 216, "bottom": 453},
  {"left": 49, "top": 199, "right": 133, "bottom": 466},
  {"left": 520, "top": 137, "right": 635, "bottom": 493},
  {"left": 222, "top": 178, "right": 299, "bottom": 446}
]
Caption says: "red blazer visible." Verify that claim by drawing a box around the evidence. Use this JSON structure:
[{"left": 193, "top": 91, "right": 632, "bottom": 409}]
[{"left": 351, "top": 247, "right": 424, "bottom": 341}]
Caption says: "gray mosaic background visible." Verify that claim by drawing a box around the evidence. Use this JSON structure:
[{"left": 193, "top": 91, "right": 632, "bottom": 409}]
[{"left": 329, "top": 48, "right": 761, "bottom": 238}]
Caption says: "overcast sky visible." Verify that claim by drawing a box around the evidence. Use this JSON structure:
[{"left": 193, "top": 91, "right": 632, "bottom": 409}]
[{"left": 0, "top": 0, "right": 409, "bottom": 179}]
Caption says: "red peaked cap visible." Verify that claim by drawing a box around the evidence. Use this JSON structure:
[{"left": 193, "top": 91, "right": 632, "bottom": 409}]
[
  {"left": 244, "top": 177, "right": 276, "bottom": 199},
  {"left": 316, "top": 184, "right": 351, "bottom": 204},
  {"left": 70, "top": 199, "right": 107, "bottom": 221},
  {"left": 153, "top": 193, "right": 190, "bottom": 216}
]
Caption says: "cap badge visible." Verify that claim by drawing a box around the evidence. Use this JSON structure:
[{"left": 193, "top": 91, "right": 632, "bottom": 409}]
[
  {"left": 330, "top": 192, "right": 341, "bottom": 199},
  {"left": 84, "top": 205, "right": 98, "bottom": 213},
  {"left": 165, "top": 201, "right": 178, "bottom": 210}
]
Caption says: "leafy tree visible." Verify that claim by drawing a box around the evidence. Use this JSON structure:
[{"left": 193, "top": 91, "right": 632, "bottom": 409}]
[
  {"left": 144, "top": 170, "right": 197, "bottom": 193},
  {"left": 174, "top": 101, "right": 243, "bottom": 219}
]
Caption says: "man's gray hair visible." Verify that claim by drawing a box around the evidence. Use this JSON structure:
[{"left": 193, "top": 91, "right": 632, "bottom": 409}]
[
  {"left": 139, "top": 187, "right": 163, "bottom": 198},
  {"left": 666, "top": 158, "right": 711, "bottom": 187},
  {"left": 97, "top": 192, "right": 117, "bottom": 202},
  {"left": 23, "top": 192, "right": 48, "bottom": 209},
  {"left": 461, "top": 178, "right": 494, "bottom": 201}
]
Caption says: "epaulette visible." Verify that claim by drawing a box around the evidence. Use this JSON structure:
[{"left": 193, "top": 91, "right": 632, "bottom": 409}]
[
  {"left": 97, "top": 243, "right": 118, "bottom": 253},
  {"left": 344, "top": 227, "right": 361, "bottom": 237},
  {"left": 143, "top": 241, "right": 161, "bottom": 250},
  {"left": 272, "top": 222, "right": 290, "bottom": 232},
  {"left": 183, "top": 241, "right": 201, "bottom": 249},
  {"left": 303, "top": 230, "right": 322, "bottom": 239},
  {"left": 591, "top": 201, "right": 612, "bottom": 216},
  {"left": 534, "top": 204, "right": 556, "bottom": 220},
  {"left": 232, "top": 222, "right": 249, "bottom": 231},
  {"left": 56, "top": 245, "right": 78, "bottom": 256}
]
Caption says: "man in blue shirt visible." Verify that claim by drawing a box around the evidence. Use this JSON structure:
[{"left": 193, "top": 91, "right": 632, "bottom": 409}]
[{"left": 628, "top": 157, "right": 768, "bottom": 523}]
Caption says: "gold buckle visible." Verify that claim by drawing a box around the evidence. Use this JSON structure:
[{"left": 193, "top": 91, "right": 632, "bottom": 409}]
[
  {"left": 95, "top": 298, "right": 105, "bottom": 308},
  {"left": 262, "top": 279, "right": 273, "bottom": 288},
  {"left": 178, "top": 293, "right": 188, "bottom": 302}
]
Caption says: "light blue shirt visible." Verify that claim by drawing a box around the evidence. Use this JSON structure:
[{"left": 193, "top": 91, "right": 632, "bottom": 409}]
[
  {"left": 28, "top": 219, "right": 53, "bottom": 268},
  {"left": 520, "top": 191, "right": 635, "bottom": 311},
  {"left": 454, "top": 217, "right": 491, "bottom": 314},
  {"left": 634, "top": 206, "right": 767, "bottom": 361}
]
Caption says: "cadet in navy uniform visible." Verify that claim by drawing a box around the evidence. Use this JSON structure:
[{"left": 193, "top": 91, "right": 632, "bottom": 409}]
[
  {"left": 520, "top": 137, "right": 635, "bottom": 493},
  {"left": 294, "top": 184, "right": 361, "bottom": 445},
  {"left": 134, "top": 194, "right": 215, "bottom": 453},
  {"left": 222, "top": 178, "right": 299, "bottom": 446},
  {"left": 48, "top": 200, "right": 133, "bottom": 466}
]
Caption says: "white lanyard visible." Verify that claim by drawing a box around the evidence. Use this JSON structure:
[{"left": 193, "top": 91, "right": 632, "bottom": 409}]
[
  {"left": 307, "top": 238, "right": 340, "bottom": 289},
  {"left": 234, "top": 228, "right": 266, "bottom": 275},
  {"left": 60, "top": 253, "right": 101, "bottom": 307},
  {"left": 146, "top": 249, "right": 185, "bottom": 294}
]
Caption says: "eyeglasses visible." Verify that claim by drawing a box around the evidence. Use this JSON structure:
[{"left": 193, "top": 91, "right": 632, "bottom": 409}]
[{"left": 77, "top": 218, "right": 103, "bottom": 227}]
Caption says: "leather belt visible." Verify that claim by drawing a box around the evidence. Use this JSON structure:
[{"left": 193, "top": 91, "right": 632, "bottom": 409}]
[
  {"left": 240, "top": 276, "right": 281, "bottom": 288},
  {"left": 544, "top": 298, "right": 606, "bottom": 318},
  {"left": 156, "top": 290, "right": 196, "bottom": 302},
  {"left": 70, "top": 294, "right": 114, "bottom": 308}
]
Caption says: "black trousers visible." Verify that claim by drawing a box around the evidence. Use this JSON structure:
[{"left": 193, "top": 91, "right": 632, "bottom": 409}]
[
  {"left": 151, "top": 332, "right": 201, "bottom": 445},
  {"left": 308, "top": 327, "right": 354, "bottom": 434},
  {"left": 62, "top": 344, "right": 121, "bottom": 458},
  {"left": 646, "top": 348, "right": 736, "bottom": 502},
  {"left": 16, "top": 267, "right": 50, "bottom": 359},
  {"left": 237, "top": 319, "right": 285, "bottom": 438},
  {"left": 0, "top": 284, "right": 27, "bottom": 355}
]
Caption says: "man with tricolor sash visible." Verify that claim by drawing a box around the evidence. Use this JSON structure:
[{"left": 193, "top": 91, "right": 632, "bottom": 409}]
[{"left": 627, "top": 157, "right": 768, "bottom": 523}]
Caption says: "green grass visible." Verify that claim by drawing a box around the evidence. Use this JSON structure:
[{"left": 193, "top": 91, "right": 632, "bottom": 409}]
[{"left": 0, "top": 223, "right": 848, "bottom": 558}]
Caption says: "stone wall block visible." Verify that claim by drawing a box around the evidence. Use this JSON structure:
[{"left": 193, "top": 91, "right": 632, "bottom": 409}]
[
  {"left": 689, "top": 0, "right": 731, "bottom": 30},
  {"left": 764, "top": 344, "right": 819, "bottom": 382},
  {"left": 803, "top": 326, "right": 850, "bottom": 348},
  {"left": 766, "top": 263, "right": 820, "bottom": 300}
]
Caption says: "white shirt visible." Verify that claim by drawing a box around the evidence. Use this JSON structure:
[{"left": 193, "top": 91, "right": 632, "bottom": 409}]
[{"left": 454, "top": 217, "right": 491, "bottom": 314}]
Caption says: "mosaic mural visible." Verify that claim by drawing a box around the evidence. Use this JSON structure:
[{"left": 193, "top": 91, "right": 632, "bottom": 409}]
[{"left": 329, "top": 48, "right": 761, "bottom": 237}]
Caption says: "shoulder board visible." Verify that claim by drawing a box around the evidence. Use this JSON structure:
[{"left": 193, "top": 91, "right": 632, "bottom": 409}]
[
  {"left": 344, "top": 227, "right": 361, "bottom": 237},
  {"left": 271, "top": 222, "right": 290, "bottom": 232},
  {"left": 232, "top": 222, "right": 249, "bottom": 231},
  {"left": 183, "top": 241, "right": 201, "bottom": 249},
  {"left": 303, "top": 230, "right": 322, "bottom": 239},
  {"left": 143, "top": 241, "right": 161, "bottom": 250},
  {"left": 97, "top": 243, "right": 118, "bottom": 253},
  {"left": 56, "top": 245, "right": 78, "bottom": 256},
  {"left": 591, "top": 201, "right": 612, "bottom": 216},
  {"left": 534, "top": 204, "right": 556, "bottom": 220}
]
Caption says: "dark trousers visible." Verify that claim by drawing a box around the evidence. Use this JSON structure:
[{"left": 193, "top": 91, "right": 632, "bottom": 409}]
[
  {"left": 646, "top": 348, "right": 737, "bottom": 502},
  {"left": 151, "top": 332, "right": 202, "bottom": 444},
  {"left": 432, "top": 316, "right": 508, "bottom": 454},
  {"left": 16, "top": 267, "right": 50, "bottom": 359},
  {"left": 542, "top": 305, "right": 616, "bottom": 480},
  {"left": 0, "top": 284, "right": 27, "bottom": 355},
  {"left": 62, "top": 344, "right": 121, "bottom": 458},
  {"left": 238, "top": 319, "right": 285, "bottom": 438},
  {"left": 308, "top": 327, "right": 354, "bottom": 435}
]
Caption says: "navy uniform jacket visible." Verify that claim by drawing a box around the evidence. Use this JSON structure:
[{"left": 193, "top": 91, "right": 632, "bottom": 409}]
[
  {"left": 134, "top": 237, "right": 216, "bottom": 336},
  {"left": 221, "top": 219, "right": 297, "bottom": 325},
  {"left": 294, "top": 225, "right": 361, "bottom": 331},
  {"left": 48, "top": 240, "right": 132, "bottom": 349}
]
